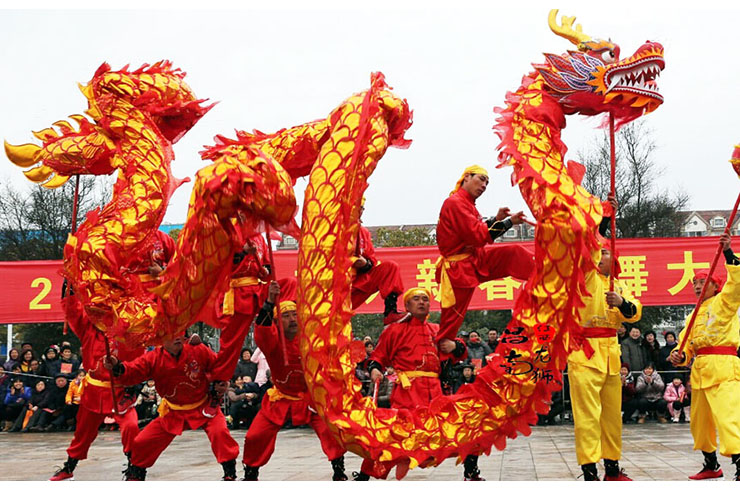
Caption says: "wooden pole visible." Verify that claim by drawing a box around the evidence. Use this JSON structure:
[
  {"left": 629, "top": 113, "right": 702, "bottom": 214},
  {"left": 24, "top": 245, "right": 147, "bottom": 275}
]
[
  {"left": 63, "top": 176, "right": 81, "bottom": 336},
  {"left": 609, "top": 114, "right": 617, "bottom": 292},
  {"left": 265, "top": 225, "right": 288, "bottom": 366},
  {"left": 678, "top": 191, "right": 740, "bottom": 354}
]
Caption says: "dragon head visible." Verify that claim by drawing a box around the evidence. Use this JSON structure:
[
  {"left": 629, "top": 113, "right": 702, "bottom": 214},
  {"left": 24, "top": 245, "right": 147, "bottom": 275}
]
[
  {"left": 85, "top": 61, "right": 214, "bottom": 144},
  {"left": 534, "top": 10, "right": 664, "bottom": 126}
]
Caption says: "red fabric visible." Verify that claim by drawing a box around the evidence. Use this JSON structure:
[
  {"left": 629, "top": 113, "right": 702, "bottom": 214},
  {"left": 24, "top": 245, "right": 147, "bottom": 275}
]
[
  {"left": 243, "top": 314, "right": 346, "bottom": 467},
  {"left": 582, "top": 328, "right": 618, "bottom": 338},
  {"left": 362, "top": 316, "right": 466, "bottom": 478},
  {"left": 5, "top": 236, "right": 738, "bottom": 324},
  {"left": 436, "top": 188, "right": 494, "bottom": 287},
  {"left": 370, "top": 317, "right": 467, "bottom": 408},
  {"left": 116, "top": 343, "right": 219, "bottom": 433},
  {"left": 242, "top": 397, "right": 344, "bottom": 466},
  {"left": 66, "top": 404, "right": 139, "bottom": 460},
  {"left": 351, "top": 261, "right": 404, "bottom": 308},
  {"left": 351, "top": 226, "right": 404, "bottom": 307},
  {"left": 131, "top": 409, "right": 239, "bottom": 468},
  {"left": 254, "top": 319, "right": 305, "bottom": 397},
  {"left": 358, "top": 226, "right": 378, "bottom": 264},
  {"left": 695, "top": 346, "right": 737, "bottom": 356},
  {"left": 127, "top": 230, "right": 176, "bottom": 277},
  {"left": 65, "top": 296, "right": 144, "bottom": 413},
  {"left": 437, "top": 244, "right": 534, "bottom": 341}
]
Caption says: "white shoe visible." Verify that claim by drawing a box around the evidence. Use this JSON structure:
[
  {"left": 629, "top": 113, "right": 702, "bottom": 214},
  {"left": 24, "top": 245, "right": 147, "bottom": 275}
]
[{"left": 672, "top": 417, "right": 679, "bottom": 423}]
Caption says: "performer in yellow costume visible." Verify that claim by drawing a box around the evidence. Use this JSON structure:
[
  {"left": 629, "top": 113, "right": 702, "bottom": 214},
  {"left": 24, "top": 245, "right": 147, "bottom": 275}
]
[
  {"left": 569, "top": 204, "right": 642, "bottom": 481},
  {"left": 670, "top": 232, "right": 740, "bottom": 481}
]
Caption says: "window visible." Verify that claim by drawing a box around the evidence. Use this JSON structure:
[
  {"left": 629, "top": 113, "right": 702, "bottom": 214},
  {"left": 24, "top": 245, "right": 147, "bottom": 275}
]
[
  {"left": 713, "top": 217, "right": 725, "bottom": 228},
  {"left": 283, "top": 236, "right": 297, "bottom": 245},
  {"left": 504, "top": 229, "right": 517, "bottom": 238}
]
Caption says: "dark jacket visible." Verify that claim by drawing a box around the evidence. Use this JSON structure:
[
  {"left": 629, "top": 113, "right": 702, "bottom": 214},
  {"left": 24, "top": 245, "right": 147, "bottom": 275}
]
[
  {"left": 466, "top": 341, "right": 492, "bottom": 365},
  {"left": 620, "top": 337, "right": 648, "bottom": 373},
  {"left": 234, "top": 358, "right": 258, "bottom": 382}
]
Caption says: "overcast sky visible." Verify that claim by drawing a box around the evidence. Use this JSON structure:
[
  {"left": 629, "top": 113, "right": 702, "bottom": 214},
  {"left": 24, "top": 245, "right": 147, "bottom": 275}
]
[{"left": 2, "top": 2, "right": 739, "bottom": 228}]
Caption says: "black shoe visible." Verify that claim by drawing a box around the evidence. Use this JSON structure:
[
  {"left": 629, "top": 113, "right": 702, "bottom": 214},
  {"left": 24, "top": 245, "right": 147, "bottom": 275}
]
[
  {"left": 242, "top": 465, "right": 259, "bottom": 481},
  {"left": 331, "top": 457, "right": 348, "bottom": 481},
  {"left": 581, "top": 463, "right": 599, "bottom": 481},
  {"left": 463, "top": 455, "right": 485, "bottom": 481},
  {"left": 221, "top": 459, "right": 237, "bottom": 481},
  {"left": 124, "top": 464, "right": 147, "bottom": 481},
  {"left": 352, "top": 471, "right": 370, "bottom": 481}
]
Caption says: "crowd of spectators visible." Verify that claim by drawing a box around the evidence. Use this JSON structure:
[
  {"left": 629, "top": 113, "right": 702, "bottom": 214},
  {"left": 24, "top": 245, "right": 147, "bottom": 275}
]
[
  {"left": 0, "top": 341, "right": 165, "bottom": 432},
  {"left": 0, "top": 323, "right": 715, "bottom": 436}
]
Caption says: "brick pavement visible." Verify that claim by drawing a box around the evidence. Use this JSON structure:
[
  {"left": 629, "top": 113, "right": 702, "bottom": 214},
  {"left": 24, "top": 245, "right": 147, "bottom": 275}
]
[{"left": 0, "top": 422, "right": 734, "bottom": 481}]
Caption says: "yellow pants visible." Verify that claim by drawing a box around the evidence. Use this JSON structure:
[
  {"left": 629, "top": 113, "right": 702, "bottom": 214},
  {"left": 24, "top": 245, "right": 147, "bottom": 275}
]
[
  {"left": 569, "top": 364, "right": 622, "bottom": 465},
  {"left": 690, "top": 380, "right": 740, "bottom": 457}
]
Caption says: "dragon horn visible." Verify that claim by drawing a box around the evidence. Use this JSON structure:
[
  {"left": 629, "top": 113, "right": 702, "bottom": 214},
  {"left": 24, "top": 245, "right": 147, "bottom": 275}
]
[
  {"left": 4, "top": 140, "right": 43, "bottom": 168},
  {"left": 548, "top": 9, "right": 592, "bottom": 52}
]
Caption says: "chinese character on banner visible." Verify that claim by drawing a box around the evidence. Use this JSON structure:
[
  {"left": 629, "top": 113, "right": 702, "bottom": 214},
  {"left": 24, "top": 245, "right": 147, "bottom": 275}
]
[
  {"left": 533, "top": 346, "right": 550, "bottom": 364},
  {"left": 478, "top": 277, "right": 522, "bottom": 301},
  {"left": 666, "top": 251, "right": 710, "bottom": 295},
  {"left": 415, "top": 259, "right": 441, "bottom": 300},
  {"left": 617, "top": 255, "right": 648, "bottom": 297},
  {"left": 531, "top": 368, "right": 554, "bottom": 383}
]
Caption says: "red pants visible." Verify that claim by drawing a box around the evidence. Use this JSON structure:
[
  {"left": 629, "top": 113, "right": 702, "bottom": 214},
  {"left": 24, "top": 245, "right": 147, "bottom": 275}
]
[
  {"left": 438, "top": 244, "right": 533, "bottom": 342},
  {"left": 66, "top": 405, "right": 139, "bottom": 460},
  {"left": 130, "top": 410, "right": 239, "bottom": 468},
  {"left": 351, "top": 261, "right": 404, "bottom": 309},
  {"left": 242, "top": 399, "right": 345, "bottom": 467}
]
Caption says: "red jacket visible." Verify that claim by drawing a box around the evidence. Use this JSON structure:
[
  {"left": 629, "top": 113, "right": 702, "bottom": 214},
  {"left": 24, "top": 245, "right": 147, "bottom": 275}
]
[
  {"left": 435, "top": 188, "right": 493, "bottom": 288},
  {"left": 254, "top": 321, "right": 305, "bottom": 398},
  {"left": 369, "top": 316, "right": 467, "bottom": 409},
  {"left": 65, "top": 296, "right": 143, "bottom": 414}
]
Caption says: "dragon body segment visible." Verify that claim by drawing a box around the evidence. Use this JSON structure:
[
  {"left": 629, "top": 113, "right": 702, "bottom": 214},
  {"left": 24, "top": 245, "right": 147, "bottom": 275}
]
[{"left": 5, "top": 62, "right": 299, "bottom": 346}]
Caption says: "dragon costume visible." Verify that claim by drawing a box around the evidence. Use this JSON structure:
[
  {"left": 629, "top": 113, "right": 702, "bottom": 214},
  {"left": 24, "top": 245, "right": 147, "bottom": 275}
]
[
  {"left": 5, "top": 61, "right": 299, "bottom": 347},
  {"left": 5, "top": 9, "right": 665, "bottom": 479}
]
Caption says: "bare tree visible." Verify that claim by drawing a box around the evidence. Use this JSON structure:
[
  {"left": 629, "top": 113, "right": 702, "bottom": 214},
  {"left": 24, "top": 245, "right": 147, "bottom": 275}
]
[
  {"left": 0, "top": 175, "right": 113, "bottom": 261},
  {"left": 578, "top": 121, "right": 689, "bottom": 238}
]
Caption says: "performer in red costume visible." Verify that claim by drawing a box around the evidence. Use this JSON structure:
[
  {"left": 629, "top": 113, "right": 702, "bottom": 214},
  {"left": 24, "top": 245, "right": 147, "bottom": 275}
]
[
  {"left": 49, "top": 297, "right": 144, "bottom": 481},
  {"left": 107, "top": 332, "right": 242, "bottom": 481},
  {"left": 50, "top": 230, "right": 175, "bottom": 481},
  {"left": 215, "top": 233, "right": 297, "bottom": 379},
  {"left": 352, "top": 287, "right": 481, "bottom": 481},
  {"left": 351, "top": 198, "right": 406, "bottom": 324},
  {"left": 241, "top": 282, "right": 347, "bottom": 481},
  {"left": 436, "top": 165, "right": 534, "bottom": 346}
]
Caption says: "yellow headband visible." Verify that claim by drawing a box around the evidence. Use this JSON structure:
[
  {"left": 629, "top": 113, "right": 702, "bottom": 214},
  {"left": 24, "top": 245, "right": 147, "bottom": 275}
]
[
  {"left": 278, "top": 301, "right": 296, "bottom": 315},
  {"left": 451, "top": 165, "right": 489, "bottom": 195},
  {"left": 403, "top": 287, "right": 431, "bottom": 306}
]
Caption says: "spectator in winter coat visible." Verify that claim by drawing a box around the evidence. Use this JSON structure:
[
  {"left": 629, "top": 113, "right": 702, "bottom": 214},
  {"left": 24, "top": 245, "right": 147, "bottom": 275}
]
[
  {"left": 620, "top": 363, "right": 639, "bottom": 423},
  {"left": 657, "top": 331, "right": 679, "bottom": 374},
  {"left": 65, "top": 369, "right": 85, "bottom": 429},
  {"left": 453, "top": 364, "right": 476, "bottom": 393},
  {"left": 486, "top": 330, "right": 499, "bottom": 352},
  {"left": 635, "top": 364, "right": 667, "bottom": 423},
  {"left": 641, "top": 330, "right": 661, "bottom": 367},
  {"left": 620, "top": 327, "right": 648, "bottom": 373},
  {"left": 233, "top": 348, "right": 258, "bottom": 382},
  {"left": 466, "top": 331, "right": 492, "bottom": 369},
  {"left": 10, "top": 379, "right": 49, "bottom": 432},
  {"left": 3, "top": 348, "right": 20, "bottom": 371},
  {"left": 31, "top": 374, "right": 70, "bottom": 431},
  {"left": 664, "top": 376, "right": 691, "bottom": 423},
  {"left": 2, "top": 378, "right": 31, "bottom": 431},
  {"left": 39, "top": 346, "right": 61, "bottom": 378}
]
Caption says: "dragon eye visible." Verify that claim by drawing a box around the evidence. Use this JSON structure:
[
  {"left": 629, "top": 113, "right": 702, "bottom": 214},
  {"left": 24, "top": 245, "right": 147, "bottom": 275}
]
[{"left": 602, "top": 50, "right": 616, "bottom": 63}]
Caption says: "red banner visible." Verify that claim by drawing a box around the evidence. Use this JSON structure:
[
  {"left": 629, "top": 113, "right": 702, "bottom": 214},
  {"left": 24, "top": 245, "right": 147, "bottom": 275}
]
[{"left": 0, "top": 236, "right": 728, "bottom": 324}]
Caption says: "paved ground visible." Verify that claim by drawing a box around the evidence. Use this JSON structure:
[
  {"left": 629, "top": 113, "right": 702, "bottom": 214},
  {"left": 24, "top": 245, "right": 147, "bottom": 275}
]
[{"left": 0, "top": 422, "right": 735, "bottom": 481}]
